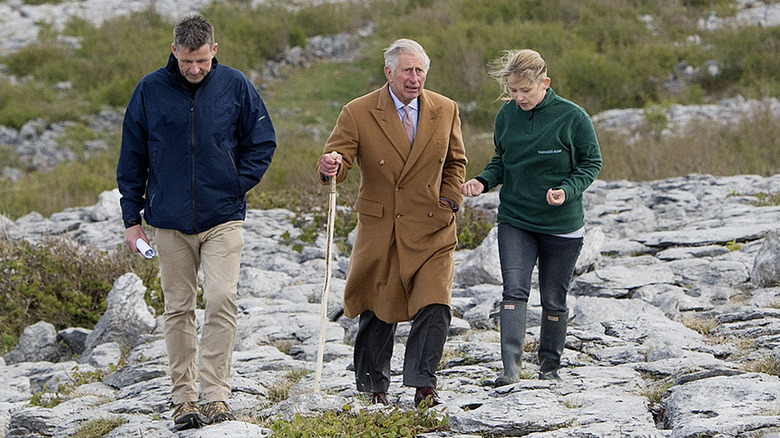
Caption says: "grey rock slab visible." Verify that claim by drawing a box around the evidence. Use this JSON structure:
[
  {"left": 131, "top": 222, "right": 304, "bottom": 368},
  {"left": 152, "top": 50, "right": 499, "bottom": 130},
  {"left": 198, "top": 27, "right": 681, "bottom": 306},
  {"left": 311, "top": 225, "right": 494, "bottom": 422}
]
[
  {"left": 258, "top": 392, "right": 351, "bottom": 422},
  {"left": 57, "top": 327, "right": 92, "bottom": 356},
  {"left": 83, "top": 273, "right": 156, "bottom": 356},
  {"left": 747, "top": 287, "right": 780, "bottom": 308},
  {"left": 103, "top": 415, "right": 179, "bottom": 437},
  {"left": 177, "top": 421, "right": 273, "bottom": 437},
  {"left": 103, "top": 362, "right": 168, "bottom": 389},
  {"left": 663, "top": 373, "right": 780, "bottom": 438},
  {"left": 632, "top": 352, "right": 734, "bottom": 378},
  {"left": 655, "top": 244, "right": 730, "bottom": 260},
  {"left": 576, "top": 226, "right": 606, "bottom": 274},
  {"left": 633, "top": 224, "right": 776, "bottom": 248},
  {"left": 449, "top": 389, "right": 577, "bottom": 436},
  {"left": 84, "top": 341, "right": 123, "bottom": 369},
  {"left": 454, "top": 226, "right": 501, "bottom": 287},
  {"left": 573, "top": 265, "right": 676, "bottom": 298},
  {"left": 667, "top": 257, "right": 750, "bottom": 286},
  {"left": 3, "top": 321, "right": 60, "bottom": 365},
  {"left": 753, "top": 229, "right": 780, "bottom": 287},
  {"left": 558, "top": 388, "right": 658, "bottom": 432}
]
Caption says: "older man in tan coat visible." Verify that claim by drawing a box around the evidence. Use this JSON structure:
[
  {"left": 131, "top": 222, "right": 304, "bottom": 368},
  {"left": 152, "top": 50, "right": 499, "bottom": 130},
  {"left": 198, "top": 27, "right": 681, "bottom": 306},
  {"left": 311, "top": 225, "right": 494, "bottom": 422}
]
[{"left": 318, "top": 39, "right": 466, "bottom": 407}]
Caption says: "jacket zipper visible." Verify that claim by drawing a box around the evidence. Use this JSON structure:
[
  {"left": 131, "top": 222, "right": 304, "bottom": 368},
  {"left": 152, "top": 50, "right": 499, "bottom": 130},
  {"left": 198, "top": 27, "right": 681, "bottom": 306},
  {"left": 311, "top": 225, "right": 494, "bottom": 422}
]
[{"left": 190, "top": 95, "right": 197, "bottom": 233}]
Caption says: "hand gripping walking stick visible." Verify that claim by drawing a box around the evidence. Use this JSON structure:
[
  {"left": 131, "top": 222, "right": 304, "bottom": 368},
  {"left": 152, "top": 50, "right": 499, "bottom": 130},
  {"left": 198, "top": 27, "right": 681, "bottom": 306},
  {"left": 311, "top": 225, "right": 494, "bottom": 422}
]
[{"left": 315, "top": 151, "right": 339, "bottom": 393}]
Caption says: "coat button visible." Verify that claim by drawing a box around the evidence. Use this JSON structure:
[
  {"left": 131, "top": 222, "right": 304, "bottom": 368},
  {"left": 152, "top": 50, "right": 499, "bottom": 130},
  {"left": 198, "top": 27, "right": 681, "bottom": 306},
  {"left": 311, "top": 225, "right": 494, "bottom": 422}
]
[
  {"left": 379, "top": 160, "right": 385, "bottom": 165},
  {"left": 428, "top": 212, "right": 433, "bottom": 217},
  {"left": 396, "top": 213, "right": 402, "bottom": 218}
]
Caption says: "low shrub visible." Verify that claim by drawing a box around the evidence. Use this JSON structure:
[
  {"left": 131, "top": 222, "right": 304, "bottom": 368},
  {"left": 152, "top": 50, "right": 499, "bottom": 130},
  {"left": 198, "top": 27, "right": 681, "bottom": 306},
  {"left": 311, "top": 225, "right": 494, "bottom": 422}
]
[
  {"left": 257, "top": 404, "right": 448, "bottom": 437},
  {"left": 0, "top": 233, "right": 160, "bottom": 354}
]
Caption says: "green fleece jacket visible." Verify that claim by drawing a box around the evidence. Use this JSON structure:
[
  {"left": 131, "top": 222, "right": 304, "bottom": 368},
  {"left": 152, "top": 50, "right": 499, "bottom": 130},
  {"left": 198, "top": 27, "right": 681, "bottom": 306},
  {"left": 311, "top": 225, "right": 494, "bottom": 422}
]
[{"left": 476, "top": 87, "right": 602, "bottom": 235}]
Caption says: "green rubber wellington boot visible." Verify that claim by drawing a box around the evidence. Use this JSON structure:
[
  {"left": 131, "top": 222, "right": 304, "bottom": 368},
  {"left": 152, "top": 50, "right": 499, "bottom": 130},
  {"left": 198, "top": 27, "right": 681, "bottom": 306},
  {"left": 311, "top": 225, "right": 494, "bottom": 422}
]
[
  {"left": 538, "top": 309, "right": 569, "bottom": 380},
  {"left": 494, "top": 300, "right": 527, "bottom": 387}
]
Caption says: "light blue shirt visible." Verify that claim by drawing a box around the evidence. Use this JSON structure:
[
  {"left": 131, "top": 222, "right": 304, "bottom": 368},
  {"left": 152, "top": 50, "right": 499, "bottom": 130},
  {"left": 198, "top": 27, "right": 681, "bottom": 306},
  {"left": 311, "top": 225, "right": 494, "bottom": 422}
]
[{"left": 389, "top": 88, "right": 418, "bottom": 137}]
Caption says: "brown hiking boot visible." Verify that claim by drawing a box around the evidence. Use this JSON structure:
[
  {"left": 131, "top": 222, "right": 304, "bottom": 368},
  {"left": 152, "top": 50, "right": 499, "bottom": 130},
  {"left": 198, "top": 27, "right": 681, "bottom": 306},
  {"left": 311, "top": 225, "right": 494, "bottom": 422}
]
[
  {"left": 201, "top": 401, "right": 236, "bottom": 424},
  {"left": 172, "top": 401, "right": 206, "bottom": 431}
]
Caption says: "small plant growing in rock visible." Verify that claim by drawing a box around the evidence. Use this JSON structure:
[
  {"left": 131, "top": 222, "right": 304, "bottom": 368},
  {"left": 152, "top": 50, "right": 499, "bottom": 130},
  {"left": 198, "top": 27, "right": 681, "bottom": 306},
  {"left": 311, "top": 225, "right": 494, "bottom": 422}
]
[
  {"left": 743, "top": 355, "right": 779, "bottom": 376},
  {"left": 681, "top": 315, "right": 718, "bottom": 336},
  {"left": 637, "top": 378, "right": 673, "bottom": 404},
  {"left": 724, "top": 239, "right": 743, "bottom": 251},
  {"left": 28, "top": 383, "right": 63, "bottom": 408},
  {"left": 267, "top": 368, "right": 311, "bottom": 404},
  {"left": 563, "top": 396, "right": 584, "bottom": 409},
  {"left": 750, "top": 192, "right": 780, "bottom": 206},
  {"left": 70, "top": 417, "right": 127, "bottom": 438},
  {"left": 272, "top": 340, "right": 293, "bottom": 355}
]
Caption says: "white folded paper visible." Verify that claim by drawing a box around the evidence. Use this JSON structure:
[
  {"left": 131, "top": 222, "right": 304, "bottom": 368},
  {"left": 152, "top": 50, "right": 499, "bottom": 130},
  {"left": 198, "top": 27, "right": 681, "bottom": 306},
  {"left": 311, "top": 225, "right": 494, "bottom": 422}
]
[{"left": 135, "top": 238, "right": 155, "bottom": 259}]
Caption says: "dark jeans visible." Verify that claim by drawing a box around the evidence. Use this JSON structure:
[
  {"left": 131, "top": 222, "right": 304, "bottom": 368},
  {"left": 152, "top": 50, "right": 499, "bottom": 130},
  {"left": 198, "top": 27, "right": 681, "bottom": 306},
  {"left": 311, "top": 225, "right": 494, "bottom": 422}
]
[
  {"left": 354, "top": 304, "right": 451, "bottom": 393},
  {"left": 497, "top": 222, "right": 583, "bottom": 313}
]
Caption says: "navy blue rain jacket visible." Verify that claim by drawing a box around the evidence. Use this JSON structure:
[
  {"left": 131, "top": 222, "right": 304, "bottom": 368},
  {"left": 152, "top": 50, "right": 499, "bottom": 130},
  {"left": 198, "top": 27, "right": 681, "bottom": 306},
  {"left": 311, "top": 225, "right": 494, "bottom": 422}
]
[{"left": 117, "top": 54, "right": 276, "bottom": 234}]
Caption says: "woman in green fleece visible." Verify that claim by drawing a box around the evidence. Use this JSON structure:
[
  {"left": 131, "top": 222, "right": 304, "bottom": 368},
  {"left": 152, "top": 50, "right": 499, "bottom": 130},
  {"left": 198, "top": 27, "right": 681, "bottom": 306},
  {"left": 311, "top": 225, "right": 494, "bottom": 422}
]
[{"left": 461, "top": 49, "right": 602, "bottom": 385}]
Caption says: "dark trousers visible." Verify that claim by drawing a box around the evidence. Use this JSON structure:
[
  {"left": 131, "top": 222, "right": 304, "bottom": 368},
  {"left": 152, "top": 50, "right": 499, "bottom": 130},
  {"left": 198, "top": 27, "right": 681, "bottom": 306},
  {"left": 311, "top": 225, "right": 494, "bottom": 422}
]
[
  {"left": 354, "top": 304, "right": 451, "bottom": 393},
  {"left": 497, "top": 222, "right": 583, "bottom": 313}
]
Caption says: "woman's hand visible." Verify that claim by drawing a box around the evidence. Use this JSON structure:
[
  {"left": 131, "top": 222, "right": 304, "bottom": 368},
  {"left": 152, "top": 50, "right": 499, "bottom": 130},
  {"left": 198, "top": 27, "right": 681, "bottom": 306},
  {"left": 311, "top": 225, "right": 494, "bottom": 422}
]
[
  {"left": 546, "top": 188, "right": 566, "bottom": 206},
  {"left": 460, "top": 179, "right": 484, "bottom": 197}
]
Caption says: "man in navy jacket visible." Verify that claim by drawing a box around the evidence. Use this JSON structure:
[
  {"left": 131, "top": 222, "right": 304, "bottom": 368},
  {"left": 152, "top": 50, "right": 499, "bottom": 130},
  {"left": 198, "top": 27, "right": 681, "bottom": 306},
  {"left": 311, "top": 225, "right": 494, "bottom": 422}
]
[{"left": 117, "top": 14, "right": 275, "bottom": 430}]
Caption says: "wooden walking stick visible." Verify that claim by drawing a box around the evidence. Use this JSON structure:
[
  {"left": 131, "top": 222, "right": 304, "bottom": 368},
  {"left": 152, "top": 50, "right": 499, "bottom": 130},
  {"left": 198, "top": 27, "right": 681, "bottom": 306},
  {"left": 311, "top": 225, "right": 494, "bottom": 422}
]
[{"left": 315, "top": 151, "right": 339, "bottom": 393}]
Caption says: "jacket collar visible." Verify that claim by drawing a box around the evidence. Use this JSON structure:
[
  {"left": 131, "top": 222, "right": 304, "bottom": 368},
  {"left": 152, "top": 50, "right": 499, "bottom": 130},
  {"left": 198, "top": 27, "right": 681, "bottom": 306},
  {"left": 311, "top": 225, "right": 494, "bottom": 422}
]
[{"left": 165, "top": 53, "right": 220, "bottom": 88}]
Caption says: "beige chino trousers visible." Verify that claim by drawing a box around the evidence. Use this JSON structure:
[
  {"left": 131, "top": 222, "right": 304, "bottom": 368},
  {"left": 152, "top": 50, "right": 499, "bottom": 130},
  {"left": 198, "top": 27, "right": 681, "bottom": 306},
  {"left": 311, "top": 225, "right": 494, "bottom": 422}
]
[{"left": 152, "top": 220, "right": 244, "bottom": 405}]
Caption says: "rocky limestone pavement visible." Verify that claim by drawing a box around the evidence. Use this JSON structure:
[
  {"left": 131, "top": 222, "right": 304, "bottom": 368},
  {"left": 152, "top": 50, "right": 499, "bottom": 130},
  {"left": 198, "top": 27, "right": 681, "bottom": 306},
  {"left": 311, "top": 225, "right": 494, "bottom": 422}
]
[{"left": 1, "top": 172, "right": 779, "bottom": 437}]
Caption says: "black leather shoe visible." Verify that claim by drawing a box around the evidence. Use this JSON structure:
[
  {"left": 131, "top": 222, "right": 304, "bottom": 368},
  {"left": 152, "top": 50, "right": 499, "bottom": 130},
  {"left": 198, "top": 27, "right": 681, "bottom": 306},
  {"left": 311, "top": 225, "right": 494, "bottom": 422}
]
[
  {"left": 370, "top": 392, "right": 389, "bottom": 405},
  {"left": 414, "top": 387, "right": 443, "bottom": 408}
]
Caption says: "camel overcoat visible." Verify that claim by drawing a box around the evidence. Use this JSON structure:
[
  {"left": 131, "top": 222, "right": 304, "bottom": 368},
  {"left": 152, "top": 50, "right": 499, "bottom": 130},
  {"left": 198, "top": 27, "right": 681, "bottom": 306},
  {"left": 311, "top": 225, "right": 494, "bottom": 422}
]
[{"left": 319, "top": 84, "right": 467, "bottom": 324}]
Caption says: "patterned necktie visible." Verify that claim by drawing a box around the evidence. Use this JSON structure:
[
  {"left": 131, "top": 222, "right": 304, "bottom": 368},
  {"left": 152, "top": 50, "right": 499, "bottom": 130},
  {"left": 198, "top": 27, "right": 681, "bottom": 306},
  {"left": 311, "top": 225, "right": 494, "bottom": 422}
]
[{"left": 402, "top": 104, "right": 414, "bottom": 146}]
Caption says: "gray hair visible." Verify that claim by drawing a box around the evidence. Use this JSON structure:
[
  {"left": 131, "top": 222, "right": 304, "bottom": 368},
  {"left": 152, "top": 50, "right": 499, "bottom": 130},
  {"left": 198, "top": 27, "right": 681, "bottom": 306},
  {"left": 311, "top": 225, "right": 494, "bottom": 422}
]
[
  {"left": 173, "top": 14, "right": 215, "bottom": 51},
  {"left": 384, "top": 39, "right": 430, "bottom": 73}
]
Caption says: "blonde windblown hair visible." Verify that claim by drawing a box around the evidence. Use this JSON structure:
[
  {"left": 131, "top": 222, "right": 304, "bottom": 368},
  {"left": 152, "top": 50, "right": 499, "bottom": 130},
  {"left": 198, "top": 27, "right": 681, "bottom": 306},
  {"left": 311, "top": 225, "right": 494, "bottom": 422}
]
[{"left": 489, "top": 49, "right": 548, "bottom": 101}]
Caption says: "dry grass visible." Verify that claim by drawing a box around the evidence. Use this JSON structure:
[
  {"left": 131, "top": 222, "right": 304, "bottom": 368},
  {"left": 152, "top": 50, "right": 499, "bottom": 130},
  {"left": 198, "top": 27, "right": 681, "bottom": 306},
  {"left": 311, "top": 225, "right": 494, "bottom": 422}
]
[{"left": 598, "top": 110, "right": 780, "bottom": 181}]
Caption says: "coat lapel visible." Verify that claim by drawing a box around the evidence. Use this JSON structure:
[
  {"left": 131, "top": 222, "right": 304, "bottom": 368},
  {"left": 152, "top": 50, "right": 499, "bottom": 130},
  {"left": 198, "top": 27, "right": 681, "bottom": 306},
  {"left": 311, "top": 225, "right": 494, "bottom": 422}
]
[
  {"left": 399, "top": 90, "right": 442, "bottom": 181},
  {"left": 370, "top": 84, "right": 412, "bottom": 160}
]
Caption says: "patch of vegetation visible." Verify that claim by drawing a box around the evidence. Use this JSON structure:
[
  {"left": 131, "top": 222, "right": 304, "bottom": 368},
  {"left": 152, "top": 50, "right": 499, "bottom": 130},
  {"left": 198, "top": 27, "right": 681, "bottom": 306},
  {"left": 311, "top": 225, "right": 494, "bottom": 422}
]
[
  {"left": 28, "top": 383, "right": 63, "bottom": 408},
  {"left": 518, "top": 368, "right": 538, "bottom": 380},
  {"left": 456, "top": 206, "right": 494, "bottom": 250},
  {"left": 0, "top": 143, "right": 119, "bottom": 220},
  {"left": 70, "top": 417, "right": 128, "bottom": 438},
  {"left": 267, "top": 368, "right": 312, "bottom": 404},
  {"left": 723, "top": 239, "right": 743, "bottom": 252},
  {"left": 638, "top": 378, "right": 674, "bottom": 404},
  {"left": 0, "top": 233, "right": 160, "bottom": 354},
  {"left": 743, "top": 355, "right": 780, "bottom": 376},
  {"left": 28, "top": 365, "right": 109, "bottom": 409},
  {"left": 750, "top": 192, "right": 780, "bottom": 207},
  {"left": 681, "top": 315, "right": 718, "bottom": 335},
  {"left": 255, "top": 404, "right": 448, "bottom": 437},
  {"left": 597, "top": 111, "right": 780, "bottom": 181},
  {"left": 563, "top": 396, "right": 584, "bottom": 409}
]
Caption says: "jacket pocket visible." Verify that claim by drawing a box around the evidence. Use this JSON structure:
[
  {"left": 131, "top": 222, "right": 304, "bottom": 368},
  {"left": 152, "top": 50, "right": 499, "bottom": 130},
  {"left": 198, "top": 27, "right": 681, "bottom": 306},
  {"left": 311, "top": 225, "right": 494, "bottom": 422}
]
[{"left": 355, "top": 197, "right": 383, "bottom": 218}]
